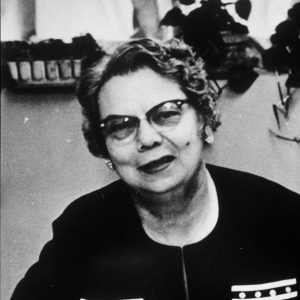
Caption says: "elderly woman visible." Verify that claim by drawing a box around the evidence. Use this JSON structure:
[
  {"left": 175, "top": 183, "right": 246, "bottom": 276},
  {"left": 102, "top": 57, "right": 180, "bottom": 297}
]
[{"left": 11, "top": 39, "right": 299, "bottom": 300}]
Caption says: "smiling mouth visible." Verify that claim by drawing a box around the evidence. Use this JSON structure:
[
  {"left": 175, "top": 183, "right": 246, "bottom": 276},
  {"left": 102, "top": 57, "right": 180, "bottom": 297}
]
[{"left": 138, "top": 155, "right": 175, "bottom": 174}]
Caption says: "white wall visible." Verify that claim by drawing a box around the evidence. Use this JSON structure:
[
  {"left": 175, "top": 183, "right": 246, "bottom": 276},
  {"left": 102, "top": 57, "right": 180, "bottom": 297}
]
[
  {"left": 1, "top": 0, "right": 35, "bottom": 41},
  {"left": 1, "top": 90, "right": 118, "bottom": 300},
  {"left": 35, "top": 0, "right": 135, "bottom": 41}
]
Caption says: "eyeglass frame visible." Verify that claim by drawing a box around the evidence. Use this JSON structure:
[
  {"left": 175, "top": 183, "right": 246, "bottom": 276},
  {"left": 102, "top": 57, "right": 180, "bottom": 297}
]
[{"left": 99, "top": 99, "right": 193, "bottom": 143}]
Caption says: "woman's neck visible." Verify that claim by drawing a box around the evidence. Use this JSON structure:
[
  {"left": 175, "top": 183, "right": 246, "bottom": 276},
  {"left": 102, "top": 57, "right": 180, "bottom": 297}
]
[{"left": 131, "top": 163, "right": 219, "bottom": 247}]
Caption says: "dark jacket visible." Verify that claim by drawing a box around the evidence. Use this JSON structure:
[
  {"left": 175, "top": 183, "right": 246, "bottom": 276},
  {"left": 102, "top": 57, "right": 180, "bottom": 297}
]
[{"left": 11, "top": 165, "right": 300, "bottom": 300}]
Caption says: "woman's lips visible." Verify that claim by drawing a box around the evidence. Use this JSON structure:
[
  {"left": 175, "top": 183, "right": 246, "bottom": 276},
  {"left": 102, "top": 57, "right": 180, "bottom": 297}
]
[{"left": 138, "top": 155, "right": 175, "bottom": 174}]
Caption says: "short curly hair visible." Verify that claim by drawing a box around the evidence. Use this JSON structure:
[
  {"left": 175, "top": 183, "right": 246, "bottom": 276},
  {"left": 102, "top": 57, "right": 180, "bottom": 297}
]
[{"left": 77, "top": 38, "right": 221, "bottom": 159}]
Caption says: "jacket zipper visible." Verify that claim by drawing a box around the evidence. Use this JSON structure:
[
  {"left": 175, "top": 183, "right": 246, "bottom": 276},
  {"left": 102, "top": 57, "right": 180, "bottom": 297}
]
[{"left": 181, "top": 247, "right": 190, "bottom": 300}]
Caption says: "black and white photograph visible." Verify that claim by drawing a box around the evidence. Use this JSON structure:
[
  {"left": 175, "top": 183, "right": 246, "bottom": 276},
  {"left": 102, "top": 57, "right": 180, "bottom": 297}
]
[{"left": 1, "top": 1, "right": 300, "bottom": 300}]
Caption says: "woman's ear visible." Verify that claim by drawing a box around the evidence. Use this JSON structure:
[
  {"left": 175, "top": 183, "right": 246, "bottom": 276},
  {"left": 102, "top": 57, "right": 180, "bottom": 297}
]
[{"left": 203, "top": 125, "right": 214, "bottom": 144}]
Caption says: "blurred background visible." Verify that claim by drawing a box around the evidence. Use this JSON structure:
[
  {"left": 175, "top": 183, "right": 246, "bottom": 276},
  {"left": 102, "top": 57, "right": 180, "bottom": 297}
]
[
  {"left": 1, "top": 1, "right": 300, "bottom": 300},
  {"left": 1, "top": 0, "right": 297, "bottom": 45}
]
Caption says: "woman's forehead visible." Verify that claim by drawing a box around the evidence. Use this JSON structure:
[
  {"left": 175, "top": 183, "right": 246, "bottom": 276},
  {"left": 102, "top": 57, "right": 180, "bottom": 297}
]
[{"left": 98, "top": 68, "right": 186, "bottom": 118}]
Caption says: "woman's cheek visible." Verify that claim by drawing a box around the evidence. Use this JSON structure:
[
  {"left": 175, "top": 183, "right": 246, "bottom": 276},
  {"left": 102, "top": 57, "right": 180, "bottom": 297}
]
[{"left": 107, "top": 144, "right": 131, "bottom": 166}]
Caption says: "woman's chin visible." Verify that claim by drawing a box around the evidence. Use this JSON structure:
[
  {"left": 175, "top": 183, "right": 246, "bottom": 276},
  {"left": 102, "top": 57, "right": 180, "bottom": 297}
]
[{"left": 135, "top": 176, "right": 185, "bottom": 195}]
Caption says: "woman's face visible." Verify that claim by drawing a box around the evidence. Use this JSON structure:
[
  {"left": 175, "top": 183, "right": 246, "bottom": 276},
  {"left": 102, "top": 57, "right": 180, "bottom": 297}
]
[{"left": 98, "top": 68, "right": 205, "bottom": 194}]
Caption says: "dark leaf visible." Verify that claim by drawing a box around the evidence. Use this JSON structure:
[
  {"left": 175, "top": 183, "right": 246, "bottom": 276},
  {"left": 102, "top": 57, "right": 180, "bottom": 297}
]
[
  {"left": 235, "top": 0, "right": 251, "bottom": 20},
  {"left": 229, "top": 22, "right": 249, "bottom": 34},
  {"left": 160, "top": 7, "right": 185, "bottom": 27},
  {"left": 227, "top": 64, "right": 258, "bottom": 93},
  {"left": 179, "top": 0, "right": 195, "bottom": 5},
  {"left": 262, "top": 47, "right": 290, "bottom": 73},
  {"left": 201, "top": 0, "right": 223, "bottom": 12},
  {"left": 286, "top": 71, "right": 300, "bottom": 88},
  {"left": 288, "top": 3, "right": 300, "bottom": 28},
  {"left": 273, "top": 20, "right": 299, "bottom": 46},
  {"left": 183, "top": 8, "right": 225, "bottom": 61}
]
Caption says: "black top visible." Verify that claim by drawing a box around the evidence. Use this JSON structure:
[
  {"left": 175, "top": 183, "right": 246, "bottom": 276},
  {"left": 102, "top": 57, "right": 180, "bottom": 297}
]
[{"left": 11, "top": 165, "right": 300, "bottom": 300}]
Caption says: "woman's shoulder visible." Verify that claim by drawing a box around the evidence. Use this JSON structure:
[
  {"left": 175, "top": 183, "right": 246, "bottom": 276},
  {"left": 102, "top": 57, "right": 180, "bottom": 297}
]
[
  {"left": 64, "top": 179, "right": 129, "bottom": 210},
  {"left": 207, "top": 164, "right": 300, "bottom": 240},
  {"left": 207, "top": 163, "right": 300, "bottom": 203},
  {"left": 52, "top": 179, "right": 133, "bottom": 237}
]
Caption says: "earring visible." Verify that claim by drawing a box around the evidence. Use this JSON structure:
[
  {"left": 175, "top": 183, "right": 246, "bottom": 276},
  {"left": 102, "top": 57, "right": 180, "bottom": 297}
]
[
  {"left": 204, "top": 126, "right": 214, "bottom": 144},
  {"left": 104, "top": 159, "right": 115, "bottom": 171}
]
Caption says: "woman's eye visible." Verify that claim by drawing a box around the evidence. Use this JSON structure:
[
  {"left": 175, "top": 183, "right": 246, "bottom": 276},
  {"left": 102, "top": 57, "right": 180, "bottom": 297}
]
[
  {"left": 104, "top": 121, "right": 121, "bottom": 132},
  {"left": 106, "top": 119, "right": 137, "bottom": 139},
  {"left": 160, "top": 111, "right": 179, "bottom": 119},
  {"left": 153, "top": 110, "right": 181, "bottom": 125}
]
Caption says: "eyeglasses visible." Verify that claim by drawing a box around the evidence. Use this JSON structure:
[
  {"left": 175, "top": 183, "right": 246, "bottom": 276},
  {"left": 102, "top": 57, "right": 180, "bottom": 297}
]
[{"left": 100, "top": 99, "right": 190, "bottom": 142}]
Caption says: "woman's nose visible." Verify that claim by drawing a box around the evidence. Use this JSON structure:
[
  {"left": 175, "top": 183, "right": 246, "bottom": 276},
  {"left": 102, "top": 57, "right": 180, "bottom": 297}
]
[{"left": 136, "top": 119, "right": 163, "bottom": 151}]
